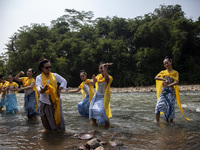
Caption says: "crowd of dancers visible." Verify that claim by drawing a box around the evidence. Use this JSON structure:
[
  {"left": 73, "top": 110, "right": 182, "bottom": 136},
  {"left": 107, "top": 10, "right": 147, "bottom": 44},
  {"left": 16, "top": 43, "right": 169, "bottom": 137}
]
[{"left": 0, "top": 56, "right": 189, "bottom": 131}]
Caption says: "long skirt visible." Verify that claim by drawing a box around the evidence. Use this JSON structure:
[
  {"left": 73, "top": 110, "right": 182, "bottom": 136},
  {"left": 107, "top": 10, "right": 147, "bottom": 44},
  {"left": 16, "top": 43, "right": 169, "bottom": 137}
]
[
  {"left": 5, "top": 94, "right": 18, "bottom": 113},
  {"left": 0, "top": 95, "right": 6, "bottom": 108},
  {"left": 78, "top": 95, "right": 89, "bottom": 117},
  {"left": 155, "top": 87, "right": 176, "bottom": 122},
  {"left": 24, "top": 91, "right": 38, "bottom": 118},
  {"left": 40, "top": 100, "right": 65, "bottom": 131},
  {"left": 89, "top": 93, "right": 108, "bottom": 124}
]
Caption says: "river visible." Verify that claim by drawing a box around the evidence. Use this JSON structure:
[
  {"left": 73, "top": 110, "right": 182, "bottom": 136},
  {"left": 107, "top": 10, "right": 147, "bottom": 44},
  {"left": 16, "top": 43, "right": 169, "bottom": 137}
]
[{"left": 0, "top": 91, "right": 200, "bottom": 149}]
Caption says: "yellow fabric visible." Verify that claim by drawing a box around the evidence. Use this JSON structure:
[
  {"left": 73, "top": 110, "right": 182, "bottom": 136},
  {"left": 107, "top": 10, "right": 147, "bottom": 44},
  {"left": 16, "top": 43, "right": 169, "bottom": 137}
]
[
  {"left": 41, "top": 72, "right": 61, "bottom": 125},
  {"left": 95, "top": 74, "right": 113, "bottom": 119},
  {"left": 8, "top": 82, "right": 19, "bottom": 95},
  {"left": 0, "top": 83, "right": 2, "bottom": 90},
  {"left": 0, "top": 81, "right": 9, "bottom": 97},
  {"left": 22, "top": 77, "right": 39, "bottom": 111},
  {"left": 156, "top": 69, "right": 190, "bottom": 120},
  {"left": 78, "top": 79, "right": 94, "bottom": 104}
]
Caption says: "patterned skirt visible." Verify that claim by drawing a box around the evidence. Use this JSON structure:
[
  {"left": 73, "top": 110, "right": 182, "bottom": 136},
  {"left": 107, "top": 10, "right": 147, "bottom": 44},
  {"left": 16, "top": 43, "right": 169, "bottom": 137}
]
[
  {"left": 78, "top": 95, "right": 89, "bottom": 117},
  {"left": 89, "top": 93, "right": 108, "bottom": 124},
  {"left": 5, "top": 94, "right": 18, "bottom": 113},
  {"left": 155, "top": 87, "right": 176, "bottom": 122},
  {"left": 24, "top": 91, "right": 38, "bottom": 118},
  {"left": 0, "top": 95, "right": 6, "bottom": 108}
]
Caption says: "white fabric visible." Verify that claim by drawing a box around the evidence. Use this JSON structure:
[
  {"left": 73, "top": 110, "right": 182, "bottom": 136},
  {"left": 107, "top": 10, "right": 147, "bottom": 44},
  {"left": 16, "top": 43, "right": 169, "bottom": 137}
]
[
  {"left": 36, "top": 73, "right": 67, "bottom": 105},
  {"left": 83, "top": 84, "right": 89, "bottom": 95},
  {"left": 96, "top": 82, "right": 106, "bottom": 95}
]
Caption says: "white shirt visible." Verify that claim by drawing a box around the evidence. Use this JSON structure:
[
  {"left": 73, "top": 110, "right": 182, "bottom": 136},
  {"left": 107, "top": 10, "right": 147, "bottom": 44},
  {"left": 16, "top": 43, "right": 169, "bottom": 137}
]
[{"left": 36, "top": 73, "right": 67, "bottom": 105}]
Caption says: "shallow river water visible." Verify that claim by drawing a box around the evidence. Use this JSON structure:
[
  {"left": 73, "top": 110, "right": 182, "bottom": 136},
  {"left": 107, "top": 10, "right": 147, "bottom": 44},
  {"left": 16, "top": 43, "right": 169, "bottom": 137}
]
[{"left": 0, "top": 91, "right": 200, "bottom": 150}]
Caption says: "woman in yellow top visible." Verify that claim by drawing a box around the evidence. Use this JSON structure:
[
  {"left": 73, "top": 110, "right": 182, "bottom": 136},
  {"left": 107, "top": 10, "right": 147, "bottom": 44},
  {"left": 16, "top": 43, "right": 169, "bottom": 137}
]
[
  {"left": 0, "top": 74, "right": 9, "bottom": 111},
  {"left": 89, "top": 62, "right": 113, "bottom": 127},
  {"left": 155, "top": 56, "right": 189, "bottom": 124},
  {"left": 4, "top": 75, "right": 19, "bottom": 114},
  {"left": 66, "top": 70, "right": 94, "bottom": 117},
  {"left": 15, "top": 68, "right": 39, "bottom": 120}
]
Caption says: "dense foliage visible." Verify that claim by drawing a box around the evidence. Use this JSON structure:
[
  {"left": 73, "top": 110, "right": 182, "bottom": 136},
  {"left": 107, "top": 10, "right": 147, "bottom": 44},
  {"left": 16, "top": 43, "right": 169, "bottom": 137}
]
[{"left": 1, "top": 5, "right": 200, "bottom": 87}]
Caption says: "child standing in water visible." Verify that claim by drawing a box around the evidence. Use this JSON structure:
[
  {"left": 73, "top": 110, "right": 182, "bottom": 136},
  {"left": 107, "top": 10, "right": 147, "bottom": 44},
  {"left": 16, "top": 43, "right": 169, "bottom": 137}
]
[
  {"left": 155, "top": 56, "right": 190, "bottom": 124},
  {"left": 0, "top": 74, "right": 9, "bottom": 111},
  {"left": 89, "top": 62, "right": 113, "bottom": 127},
  {"left": 15, "top": 69, "right": 39, "bottom": 120},
  {"left": 5, "top": 75, "right": 19, "bottom": 114},
  {"left": 66, "top": 70, "right": 94, "bottom": 117}
]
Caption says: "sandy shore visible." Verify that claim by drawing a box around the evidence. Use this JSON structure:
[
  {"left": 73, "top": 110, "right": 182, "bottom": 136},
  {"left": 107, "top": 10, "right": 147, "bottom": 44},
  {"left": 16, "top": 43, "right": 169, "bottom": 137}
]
[{"left": 110, "top": 85, "right": 200, "bottom": 93}]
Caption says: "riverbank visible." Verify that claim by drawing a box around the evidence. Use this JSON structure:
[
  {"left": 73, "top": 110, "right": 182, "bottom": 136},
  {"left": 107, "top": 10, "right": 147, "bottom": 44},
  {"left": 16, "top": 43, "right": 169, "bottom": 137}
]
[{"left": 111, "top": 85, "right": 200, "bottom": 93}]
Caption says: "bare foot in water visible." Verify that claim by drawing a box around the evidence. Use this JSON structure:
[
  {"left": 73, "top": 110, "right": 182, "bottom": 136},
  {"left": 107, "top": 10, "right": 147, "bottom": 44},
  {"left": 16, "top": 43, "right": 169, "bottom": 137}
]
[
  {"left": 105, "top": 122, "right": 110, "bottom": 127},
  {"left": 90, "top": 119, "right": 97, "bottom": 126}
]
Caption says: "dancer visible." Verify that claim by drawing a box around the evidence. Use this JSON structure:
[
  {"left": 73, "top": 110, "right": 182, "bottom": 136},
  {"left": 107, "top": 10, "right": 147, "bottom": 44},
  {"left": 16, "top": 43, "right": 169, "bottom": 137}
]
[
  {"left": 89, "top": 62, "right": 113, "bottom": 126},
  {"left": 0, "top": 74, "right": 9, "bottom": 111},
  {"left": 155, "top": 56, "right": 190, "bottom": 124},
  {"left": 66, "top": 70, "right": 94, "bottom": 117},
  {"left": 36, "top": 58, "right": 67, "bottom": 131},
  {"left": 15, "top": 69, "right": 39, "bottom": 120},
  {"left": 5, "top": 75, "right": 19, "bottom": 114}
]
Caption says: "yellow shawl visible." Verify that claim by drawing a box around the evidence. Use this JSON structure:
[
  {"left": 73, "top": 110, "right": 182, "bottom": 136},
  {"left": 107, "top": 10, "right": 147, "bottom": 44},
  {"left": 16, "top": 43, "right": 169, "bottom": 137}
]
[
  {"left": 78, "top": 79, "right": 94, "bottom": 105},
  {"left": 95, "top": 74, "right": 113, "bottom": 119},
  {"left": 22, "top": 77, "right": 39, "bottom": 111},
  {"left": 1, "top": 81, "right": 9, "bottom": 97},
  {"left": 41, "top": 72, "right": 61, "bottom": 125},
  {"left": 156, "top": 69, "right": 190, "bottom": 120}
]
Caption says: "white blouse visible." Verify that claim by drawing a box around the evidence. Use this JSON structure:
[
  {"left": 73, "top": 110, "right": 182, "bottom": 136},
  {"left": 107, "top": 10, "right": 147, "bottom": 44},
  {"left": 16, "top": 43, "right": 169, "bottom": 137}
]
[{"left": 36, "top": 73, "right": 67, "bottom": 105}]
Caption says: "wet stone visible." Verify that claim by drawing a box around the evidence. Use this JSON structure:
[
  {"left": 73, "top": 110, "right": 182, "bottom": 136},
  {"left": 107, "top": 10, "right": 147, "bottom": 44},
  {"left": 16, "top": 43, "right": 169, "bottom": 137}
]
[
  {"left": 95, "top": 146, "right": 105, "bottom": 150},
  {"left": 85, "top": 138, "right": 101, "bottom": 149},
  {"left": 109, "top": 140, "right": 123, "bottom": 147}
]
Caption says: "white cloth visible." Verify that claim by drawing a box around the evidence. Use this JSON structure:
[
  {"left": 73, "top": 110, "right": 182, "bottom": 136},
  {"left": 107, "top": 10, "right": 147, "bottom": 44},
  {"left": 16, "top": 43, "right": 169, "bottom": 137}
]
[
  {"left": 7, "top": 86, "right": 16, "bottom": 95},
  {"left": 36, "top": 73, "right": 67, "bottom": 105},
  {"left": 83, "top": 84, "right": 89, "bottom": 95},
  {"left": 96, "top": 82, "right": 106, "bottom": 95}
]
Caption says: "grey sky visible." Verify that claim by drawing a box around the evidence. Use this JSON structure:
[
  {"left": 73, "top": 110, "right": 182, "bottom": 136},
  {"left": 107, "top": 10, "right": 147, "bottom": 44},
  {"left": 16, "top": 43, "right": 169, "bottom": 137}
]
[{"left": 0, "top": 0, "right": 199, "bottom": 54}]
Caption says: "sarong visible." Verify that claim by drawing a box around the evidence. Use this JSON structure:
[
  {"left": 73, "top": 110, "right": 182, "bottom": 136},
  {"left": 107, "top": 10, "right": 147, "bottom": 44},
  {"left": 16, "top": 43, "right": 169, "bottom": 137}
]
[
  {"left": 78, "top": 95, "right": 89, "bottom": 117},
  {"left": 89, "top": 93, "right": 108, "bottom": 124}
]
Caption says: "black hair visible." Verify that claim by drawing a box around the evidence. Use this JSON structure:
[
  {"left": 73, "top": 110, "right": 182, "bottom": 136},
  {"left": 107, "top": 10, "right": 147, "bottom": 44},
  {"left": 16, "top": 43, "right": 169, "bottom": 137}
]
[
  {"left": 99, "top": 61, "right": 105, "bottom": 66},
  {"left": 8, "top": 74, "right": 13, "bottom": 78},
  {"left": 80, "top": 70, "right": 87, "bottom": 75},
  {"left": 38, "top": 58, "right": 50, "bottom": 71},
  {"left": 29, "top": 68, "right": 37, "bottom": 76},
  {"left": 0, "top": 74, "right": 4, "bottom": 79},
  {"left": 164, "top": 56, "right": 172, "bottom": 62}
]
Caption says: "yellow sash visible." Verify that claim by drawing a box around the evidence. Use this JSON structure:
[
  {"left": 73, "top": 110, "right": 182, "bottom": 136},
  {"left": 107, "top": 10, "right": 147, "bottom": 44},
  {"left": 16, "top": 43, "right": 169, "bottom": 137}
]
[
  {"left": 78, "top": 79, "right": 94, "bottom": 105},
  {"left": 22, "top": 77, "right": 39, "bottom": 111},
  {"left": 41, "top": 72, "right": 61, "bottom": 125},
  {"left": 95, "top": 74, "right": 113, "bottom": 119},
  {"left": 1, "top": 81, "right": 9, "bottom": 97},
  {"left": 156, "top": 69, "right": 190, "bottom": 120}
]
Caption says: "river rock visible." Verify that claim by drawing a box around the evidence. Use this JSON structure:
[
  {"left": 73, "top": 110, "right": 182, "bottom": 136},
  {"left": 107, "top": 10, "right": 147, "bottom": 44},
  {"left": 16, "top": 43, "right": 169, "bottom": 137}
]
[
  {"left": 85, "top": 138, "right": 101, "bottom": 149},
  {"left": 109, "top": 140, "right": 123, "bottom": 147},
  {"left": 95, "top": 146, "right": 105, "bottom": 150}
]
